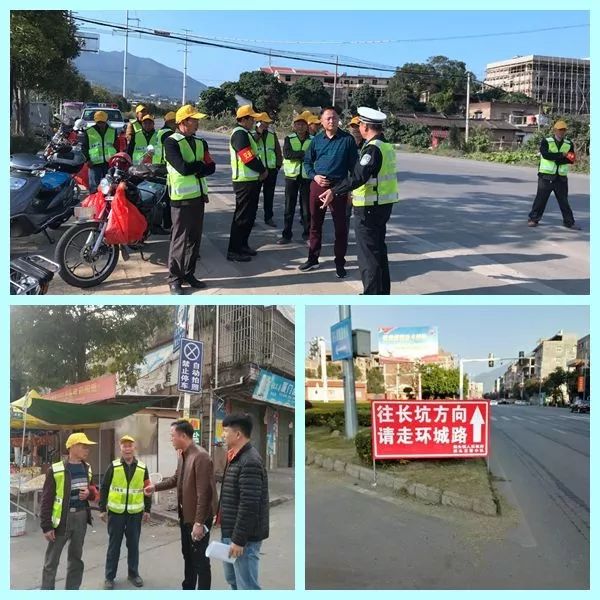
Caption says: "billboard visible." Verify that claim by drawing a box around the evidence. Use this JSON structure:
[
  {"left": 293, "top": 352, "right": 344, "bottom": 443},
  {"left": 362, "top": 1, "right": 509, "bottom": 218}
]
[{"left": 378, "top": 326, "right": 439, "bottom": 362}]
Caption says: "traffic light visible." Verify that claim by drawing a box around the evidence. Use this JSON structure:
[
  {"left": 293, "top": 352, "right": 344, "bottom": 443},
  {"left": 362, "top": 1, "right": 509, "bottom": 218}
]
[{"left": 488, "top": 353, "right": 495, "bottom": 368}]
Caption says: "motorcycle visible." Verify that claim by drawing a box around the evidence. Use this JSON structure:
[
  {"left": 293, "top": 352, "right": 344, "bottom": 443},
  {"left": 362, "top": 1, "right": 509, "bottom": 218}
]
[
  {"left": 54, "top": 150, "right": 168, "bottom": 288},
  {"left": 10, "top": 122, "right": 85, "bottom": 242},
  {"left": 10, "top": 254, "right": 59, "bottom": 295}
]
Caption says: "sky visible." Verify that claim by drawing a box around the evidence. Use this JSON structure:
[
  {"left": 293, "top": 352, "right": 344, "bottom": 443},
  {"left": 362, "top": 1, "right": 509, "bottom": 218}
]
[
  {"left": 75, "top": 10, "right": 590, "bottom": 88},
  {"left": 305, "top": 306, "right": 589, "bottom": 380}
]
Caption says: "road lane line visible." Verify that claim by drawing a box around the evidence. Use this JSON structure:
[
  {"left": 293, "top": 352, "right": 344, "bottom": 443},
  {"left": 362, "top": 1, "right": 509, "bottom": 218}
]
[
  {"left": 551, "top": 428, "right": 567, "bottom": 435},
  {"left": 501, "top": 416, "right": 510, "bottom": 421}
]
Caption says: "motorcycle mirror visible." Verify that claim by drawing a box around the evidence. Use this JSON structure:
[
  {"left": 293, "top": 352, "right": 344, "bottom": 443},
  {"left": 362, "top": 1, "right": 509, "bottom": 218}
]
[{"left": 146, "top": 145, "right": 154, "bottom": 153}]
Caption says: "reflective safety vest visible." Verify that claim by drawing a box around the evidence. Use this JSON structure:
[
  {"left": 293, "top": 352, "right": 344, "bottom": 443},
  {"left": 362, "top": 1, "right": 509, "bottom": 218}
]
[
  {"left": 154, "top": 127, "right": 172, "bottom": 165},
  {"left": 539, "top": 137, "right": 572, "bottom": 176},
  {"left": 132, "top": 130, "right": 159, "bottom": 165},
  {"left": 107, "top": 459, "right": 146, "bottom": 514},
  {"left": 166, "top": 132, "right": 209, "bottom": 201},
  {"left": 86, "top": 126, "right": 117, "bottom": 165},
  {"left": 352, "top": 139, "right": 399, "bottom": 207},
  {"left": 230, "top": 126, "right": 261, "bottom": 182},
  {"left": 51, "top": 461, "right": 92, "bottom": 529},
  {"left": 283, "top": 134, "right": 313, "bottom": 179},
  {"left": 130, "top": 119, "right": 143, "bottom": 136},
  {"left": 255, "top": 130, "right": 278, "bottom": 169}
]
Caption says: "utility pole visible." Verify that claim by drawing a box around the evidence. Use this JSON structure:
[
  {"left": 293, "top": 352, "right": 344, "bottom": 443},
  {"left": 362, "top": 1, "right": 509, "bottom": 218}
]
[
  {"left": 318, "top": 337, "right": 328, "bottom": 401},
  {"left": 465, "top": 72, "right": 471, "bottom": 144},
  {"left": 339, "top": 306, "right": 357, "bottom": 438},
  {"left": 182, "top": 305, "right": 195, "bottom": 419},
  {"left": 182, "top": 30, "right": 191, "bottom": 105},
  {"left": 333, "top": 56, "right": 339, "bottom": 107},
  {"left": 122, "top": 11, "right": 140, "bottom": 100}
]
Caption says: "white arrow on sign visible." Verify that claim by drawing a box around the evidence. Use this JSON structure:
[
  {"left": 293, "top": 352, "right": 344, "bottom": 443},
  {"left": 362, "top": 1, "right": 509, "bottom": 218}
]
[{"left": 470, "top": 407, "right": 485, "bottom": 443}]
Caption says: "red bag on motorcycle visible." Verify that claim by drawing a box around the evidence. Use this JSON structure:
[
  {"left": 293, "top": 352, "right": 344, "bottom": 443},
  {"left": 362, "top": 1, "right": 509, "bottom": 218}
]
[
  {"left": 104, "top": 182, "right": 147, "bottom": 245},
  {"left": 80, "top": 190, "right": 105, "bottom": 220},
  {"left": 74, "top": 163, "right": 90, "bottom": 190}
]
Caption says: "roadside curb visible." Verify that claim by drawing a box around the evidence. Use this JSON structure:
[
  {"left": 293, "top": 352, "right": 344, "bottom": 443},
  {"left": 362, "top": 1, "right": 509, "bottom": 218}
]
[{"left": 306, "top": 448, "right": 498, "bottom": 517}]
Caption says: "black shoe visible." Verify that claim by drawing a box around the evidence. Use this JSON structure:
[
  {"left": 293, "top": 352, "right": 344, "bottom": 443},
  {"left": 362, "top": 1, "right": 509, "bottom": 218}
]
[
  {"left": 152, "top": 225, "right": 171, "bottom": 235},
  {"left": 298, "top": 260, "right": 319, "bottom": 272},
  {"left": 265, "top": 218, "right": 277, "bottom": 227},
  {"left": 336, "top": 266, "right": 347, "bottom": 279},
  {"left": 277, "top": 237, "right": 291, "bottom": 245},
  {"left": 564, "top": 223, "right": 582, "bottom": 230},
  {"left": 527, "top": 220, "right": 538, "bottom": 227},
  {"left": 302, "top": 233, "right": 309, "bottom": 241},
  {"left": 128, "top": 575, "right": 144, "bottom": 588},
  {"left": 227, "top": 252, "right": 252, "bottom": 262},
  {"left": 240, "top": 246, "right": 258, "bottom": 256},
  {"left": 184, "top": 275, "right": 206, "bottom": 289},
  {"left": 169, "top": 282, "right": 185, "bottom": 295},
  {"left": 104, "top": 580, "right": 114, "bottom": 590}
]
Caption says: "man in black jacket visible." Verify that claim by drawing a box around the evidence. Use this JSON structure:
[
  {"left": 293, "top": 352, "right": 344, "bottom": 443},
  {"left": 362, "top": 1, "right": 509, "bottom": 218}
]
[{"left": 219, "top": 414, "right": 269, "bottom": 590}]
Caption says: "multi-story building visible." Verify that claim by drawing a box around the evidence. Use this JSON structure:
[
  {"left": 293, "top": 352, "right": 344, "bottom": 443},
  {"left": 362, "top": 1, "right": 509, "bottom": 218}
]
[
  {"left": 468, "top": 381, "right": 484, "bottom": 399},
  {"left": 531, "top": 330, "right": 578, "bottom": 381},
  {"left": 484, "top": 55, "right": 590, "bottom": 115},
  {"left": 568, "top": 334, "right": 590, "bottom": 401}
]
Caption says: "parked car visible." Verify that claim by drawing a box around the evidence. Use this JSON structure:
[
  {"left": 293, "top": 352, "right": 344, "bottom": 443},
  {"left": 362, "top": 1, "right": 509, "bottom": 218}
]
[
  {"left": 570, "top": 399, "right": 590, "bottom": 413},
  {"left": 490, "top": 400, "right": 499, "bottom": 406},
  {"left": 80, "top": 107, "right": 126, "bottom": 131}
]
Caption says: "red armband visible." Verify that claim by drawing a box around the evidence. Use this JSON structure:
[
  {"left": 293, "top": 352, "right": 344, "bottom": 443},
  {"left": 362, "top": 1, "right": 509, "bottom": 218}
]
[{"left": 237, "top": 146, "right": 255, "bottom": 164}]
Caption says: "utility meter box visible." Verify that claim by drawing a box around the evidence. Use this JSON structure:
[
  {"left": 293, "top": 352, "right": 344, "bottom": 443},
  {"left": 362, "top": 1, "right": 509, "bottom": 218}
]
[{"left": 352, "top": 329, "right": 371, "bottom": 357}]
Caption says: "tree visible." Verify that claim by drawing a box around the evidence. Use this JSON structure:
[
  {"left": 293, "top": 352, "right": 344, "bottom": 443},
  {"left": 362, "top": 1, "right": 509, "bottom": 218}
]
[
  {"left": 10, "top": 306, "right": 172, "bottom": 398},
  {"left": 448, "top": 124, "right": 462, "bottom": 149},
  {"left": 232, "top": 71, "right": 288, "bottom": 115},
  {"left": 354, "top": 363, "right": 363, "bottom": 381},
  {"left": 384, "top": 116, "right": 430, "bottom": 148},
  {"left": 198, "top": 86, "right": 238, "bottom": 117},
  {"left": 326, "top": 362, "right": 342, "bottom": 378},
  {"left": 305, "top": 368, "right": 318, "bottom": 379},
  {"left": 366, "top": 367, "right": 385, "bottom": 394},
  {"left": 349, "top": 84, "right": 378, "bottom": 113},
  {"left": 288, "top": 76, "right": 331, "bottom": 109},
  {"left": 11, "top": 11, "right": 82, "bottom": 134},
  {"left": 542, "top": 367, "right": 568, "bottom": 405},
  {"left": 420, "top": 364, "right": 466, "bottom": 399}
]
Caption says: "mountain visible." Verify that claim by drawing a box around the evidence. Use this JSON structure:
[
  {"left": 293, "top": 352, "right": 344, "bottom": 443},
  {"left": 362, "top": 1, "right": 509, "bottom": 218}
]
[{"left": 74, "top": 50, "right": 207, "bottom": 102}]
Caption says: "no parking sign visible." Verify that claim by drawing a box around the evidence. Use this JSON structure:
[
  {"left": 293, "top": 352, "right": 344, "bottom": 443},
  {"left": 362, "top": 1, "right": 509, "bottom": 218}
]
[{"left": 178, "top": 338, "right": 203, "bottom": 393}]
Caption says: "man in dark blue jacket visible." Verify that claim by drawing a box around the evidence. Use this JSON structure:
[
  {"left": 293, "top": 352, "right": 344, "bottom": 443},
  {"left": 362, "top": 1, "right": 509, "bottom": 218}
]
[{"left": 219, "top": 414, "right": 269, "bottom": 590}]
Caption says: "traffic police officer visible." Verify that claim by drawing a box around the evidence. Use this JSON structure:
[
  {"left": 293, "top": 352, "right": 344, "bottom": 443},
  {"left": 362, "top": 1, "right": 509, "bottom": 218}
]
[
  {"left": 99, "top": 435, "right": 151, "bottom": 589},
  {"left": 319, "top": 107, "right": 399, "bottom": 295},
  {"left": 528, "top": 120, "right": 581, "bottom": 230}
]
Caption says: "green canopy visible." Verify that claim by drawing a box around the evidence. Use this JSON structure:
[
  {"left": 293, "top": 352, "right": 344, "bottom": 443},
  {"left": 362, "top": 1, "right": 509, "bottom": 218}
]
[{"left": 12, "top": 394, "right": 164, "bottom": 426}]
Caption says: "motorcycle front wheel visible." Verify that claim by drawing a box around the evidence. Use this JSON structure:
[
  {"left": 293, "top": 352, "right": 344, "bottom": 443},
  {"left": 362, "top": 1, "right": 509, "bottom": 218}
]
[{"left": 54, "top": 221, "right": 119, "bottom": 288}]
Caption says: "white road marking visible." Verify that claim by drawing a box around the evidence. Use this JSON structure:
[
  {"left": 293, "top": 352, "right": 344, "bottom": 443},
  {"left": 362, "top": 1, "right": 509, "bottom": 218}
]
[
  {"left": 501, "top": 416, "right": 510, "bottom": 421},
  {"left": 551, "top": 428, "right": 567, "bottom": 435}
]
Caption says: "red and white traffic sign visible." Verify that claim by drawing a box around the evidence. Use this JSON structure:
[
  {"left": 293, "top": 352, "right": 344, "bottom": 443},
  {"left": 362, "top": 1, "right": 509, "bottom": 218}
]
[{"left": 371, "top": 400, "right": 489, "bottom": 459}]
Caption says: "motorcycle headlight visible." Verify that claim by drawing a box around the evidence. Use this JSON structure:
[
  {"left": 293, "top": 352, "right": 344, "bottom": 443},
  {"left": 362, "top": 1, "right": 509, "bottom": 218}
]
[{"left": 99, "top": 178, "right": 111, "bottom": 195}]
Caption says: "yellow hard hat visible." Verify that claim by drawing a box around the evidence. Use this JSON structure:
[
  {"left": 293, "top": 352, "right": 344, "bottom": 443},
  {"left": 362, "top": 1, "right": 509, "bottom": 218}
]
[
  {"left": 348, "top": 116, "right": 361, "bottom": 126},
  {"left": 141, "top": 114, "right": 155, "bottom": 122},
  {"left": 135, "top": 104, "right": 147, "bottom": 113},
  {"left": 164, "top": 111, "right": 177, "bottom": 123},
  {"left": 308, "top": 115, "right": 321, "bottom": 125},
  {"left": 66, "top": 432, "right": 97, "bottom": 449},
  {"left": 293, "top": 111, "right": 311, "bottom": 123},
  {"left": 120, "top": 435, "right": 136, "bottom": 443},
  {"left": 255, "top": 112, "right": 273, "bottom": 123},
  {"left": 553, "top": 120, "right": 568, "bottom": 130},
  {"left": 94, "top": 111, "right": 108, "bottom": 123},
  {"left": 176, "top": 104, "right": 207, "bottom": 124},
  {"left": 236, "top": 104, "right": 261, "bottom": 120}
]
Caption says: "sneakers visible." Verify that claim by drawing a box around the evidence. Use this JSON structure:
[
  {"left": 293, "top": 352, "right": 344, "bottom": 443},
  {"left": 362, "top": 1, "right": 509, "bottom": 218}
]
[
  {"left": 527, "top": 220, "right": 538, "bottom": 227},
  {"left": 276, "top": 237, "right": 291, "bottom": 245},
  {"left": 298, "top": 260, "right": 319, "bottom": 272},
  {"left": 564, "top": 223, "right": 582, "bottom": 230},
  {"left": 227, "top": 252, "right": 251, "bottom": 262},
  {"left": 240, "top": 246, "right": 258, "bottom": 256},
  {"left": 104, "top": 580, "right": 114, "bottom": 590},
  {"left": 336, "top": 266, "right": 347, "bottom": 279}
]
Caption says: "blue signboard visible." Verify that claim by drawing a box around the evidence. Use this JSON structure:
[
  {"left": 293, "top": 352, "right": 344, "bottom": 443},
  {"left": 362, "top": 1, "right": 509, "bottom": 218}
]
[
  {"left": 331, "top": 317, "right": 353, "bottom": 361},
  {"left": 252, "top": 369, "right": 295, "bottom": 409},
  {"left": 178, "top": 338, "right": 203, "bottom": 393},
  {"left": 173, "top": 306, "right": 189, "bottom": 351}
]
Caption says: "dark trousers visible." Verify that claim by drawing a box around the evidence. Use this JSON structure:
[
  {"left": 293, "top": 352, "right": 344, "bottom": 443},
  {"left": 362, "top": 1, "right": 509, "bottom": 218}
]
[
  {"left": 168, "top": 200, "right": 206, "bottom": 283},
  {"left": 105, "top": 511, "right": 142, "bottom": 581},
  {"left": 258, "top": 169, "right": 278, "bottom": 222},
  {"left": 41, "top": 509, "right": 88, "bottom": 590},
  {"left": 308, "top": 181, "right": 349, "bottom": 267},
  {"left": 228, "top": 180, "right": 261, "bottom": 253},
  {"left": 528, "top": 174, "right": 575, "bottom": 225},
  {"left": 282, "top": 177, "right": 311, "bottom": 239},
  {"left": 354, "top": 204, "right": 394, "bottom": 295},
  {"left": 179, "top": 520, "right": 212, "bottom": 590},
  {"left": 162, "top": 189, "right": 172, "bottom": 229},
  {"left": 88, "top": 164, "right": 109, "bottom": 193}
]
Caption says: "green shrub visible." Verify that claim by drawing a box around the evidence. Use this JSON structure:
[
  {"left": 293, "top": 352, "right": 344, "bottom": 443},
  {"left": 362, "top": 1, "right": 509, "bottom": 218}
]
[
  {"left": 355, "top": 428, "right": 373, "bottom": 463},
  {"left": 306, "top": 406, "right": 373, "bottom": 430}
]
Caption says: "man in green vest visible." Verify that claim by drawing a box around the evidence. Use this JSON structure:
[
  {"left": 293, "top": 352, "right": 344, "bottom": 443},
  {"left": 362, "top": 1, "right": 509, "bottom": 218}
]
[
  {"left": 254, "top": 112, "right": 283, "bottom": 227},
  {"left": 99, "top": 435, "right": 151, "bottom": 589},
  {"left": 39, "top": 432, "right": 98, "bottom": 590},
  {"left": 164, "top": 104, "right": 216, "bottom": 294},
  {"left": 81, "top": 110, "right": 118, "bottom": 192},
  {"left": 155, "top": 111, "right": 177, "bottom": 231},
  {"left": 126, "top": 104, "right": 148, "bottom": 144},
  {"left": 228, "top": 104, "right": 267, "bottom": 262},
  {"left": 278, "top": 112, "right": 313, "bottom": 244},
  {"left": 528, "top": 120, "right": 581, "bottom": 230},
  {"left": 319, "top": 107, "right": 399, "bottom": 295},
  {"left": 128, "top": 114, "right": 159, "bottom": 165}
]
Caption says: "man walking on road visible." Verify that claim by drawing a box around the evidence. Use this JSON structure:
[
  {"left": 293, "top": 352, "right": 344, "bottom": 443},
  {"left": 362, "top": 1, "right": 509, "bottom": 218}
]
[
  {"left": 164, "top": 104, "right": 216, "bottom": 294},
  {"left": 528, "top": 120, "right": 581, "bottom": 230},
  {"left": 228, "top": 105, "right": 268, "bottom": 262},
  {"left": 300, "top": 106, "right": 358, "bottom": 278},
  {"left": 39, "top": 433, "right": 98, "bottom": 590},
  {"left": 81, "top": 111, "right": 118, "bottom": 192},
  {"left": 144, "top": 420, "right": 218, "bottom": 590},
  {"left": 254, "top": 112, "right": 282, "bottom": 227},
  {"left": 99, "top": 435, "right": 151, "bottom": 589},
  {"left": 219, "top": 414, "right": 269, "bottom": 590},
  {"left": 319, "top": 107, "right": 399, "bottom": 295}
]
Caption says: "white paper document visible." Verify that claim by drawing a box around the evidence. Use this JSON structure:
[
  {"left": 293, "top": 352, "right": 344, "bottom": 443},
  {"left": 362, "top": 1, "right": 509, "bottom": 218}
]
[{"left": 205, "top": 541, "right": 237, "bottom": 564}]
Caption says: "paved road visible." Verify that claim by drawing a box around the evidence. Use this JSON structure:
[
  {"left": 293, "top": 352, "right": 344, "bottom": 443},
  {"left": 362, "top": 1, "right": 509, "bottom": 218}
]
[
  {"left": 11, "top": 131, "right": 589, "bottom": 295},
  {"left": 306, "top": 405, "right": 589, "bottom": 589},
  {"left": 10, "top": 501, "right": 294, "bottom": 590}
]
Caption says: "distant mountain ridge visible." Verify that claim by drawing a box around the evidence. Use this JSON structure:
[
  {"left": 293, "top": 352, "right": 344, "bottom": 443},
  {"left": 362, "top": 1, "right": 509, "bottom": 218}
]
[{"left": 74, "top": 50, "right": 207, "bottom": 101}]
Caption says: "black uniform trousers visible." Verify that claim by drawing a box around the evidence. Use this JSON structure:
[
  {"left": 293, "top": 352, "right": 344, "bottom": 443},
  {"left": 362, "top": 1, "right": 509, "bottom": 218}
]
[
  {"left": 228, "top": 181, "right": 261, "bottom": 253},
  {"left": 354, "top": 203, "right": 394, "bottom": 295},
  {"left": 282, "top": 176, "right": 311, "bottom": 240},
  {"left": 258, "top": 169, "right": 278, "bottom": 222},
  {"left": 168, "top": 199, "right": 206, "bottom": 283},
  {"left": 528, "top": 174, "right": 575, "bottom": 226},
  {"left": 105, "top": 511, "right": 143, "bottom": 581},
  {"left": 179, "top": 516, "right": 213, "bottom": 590}
]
